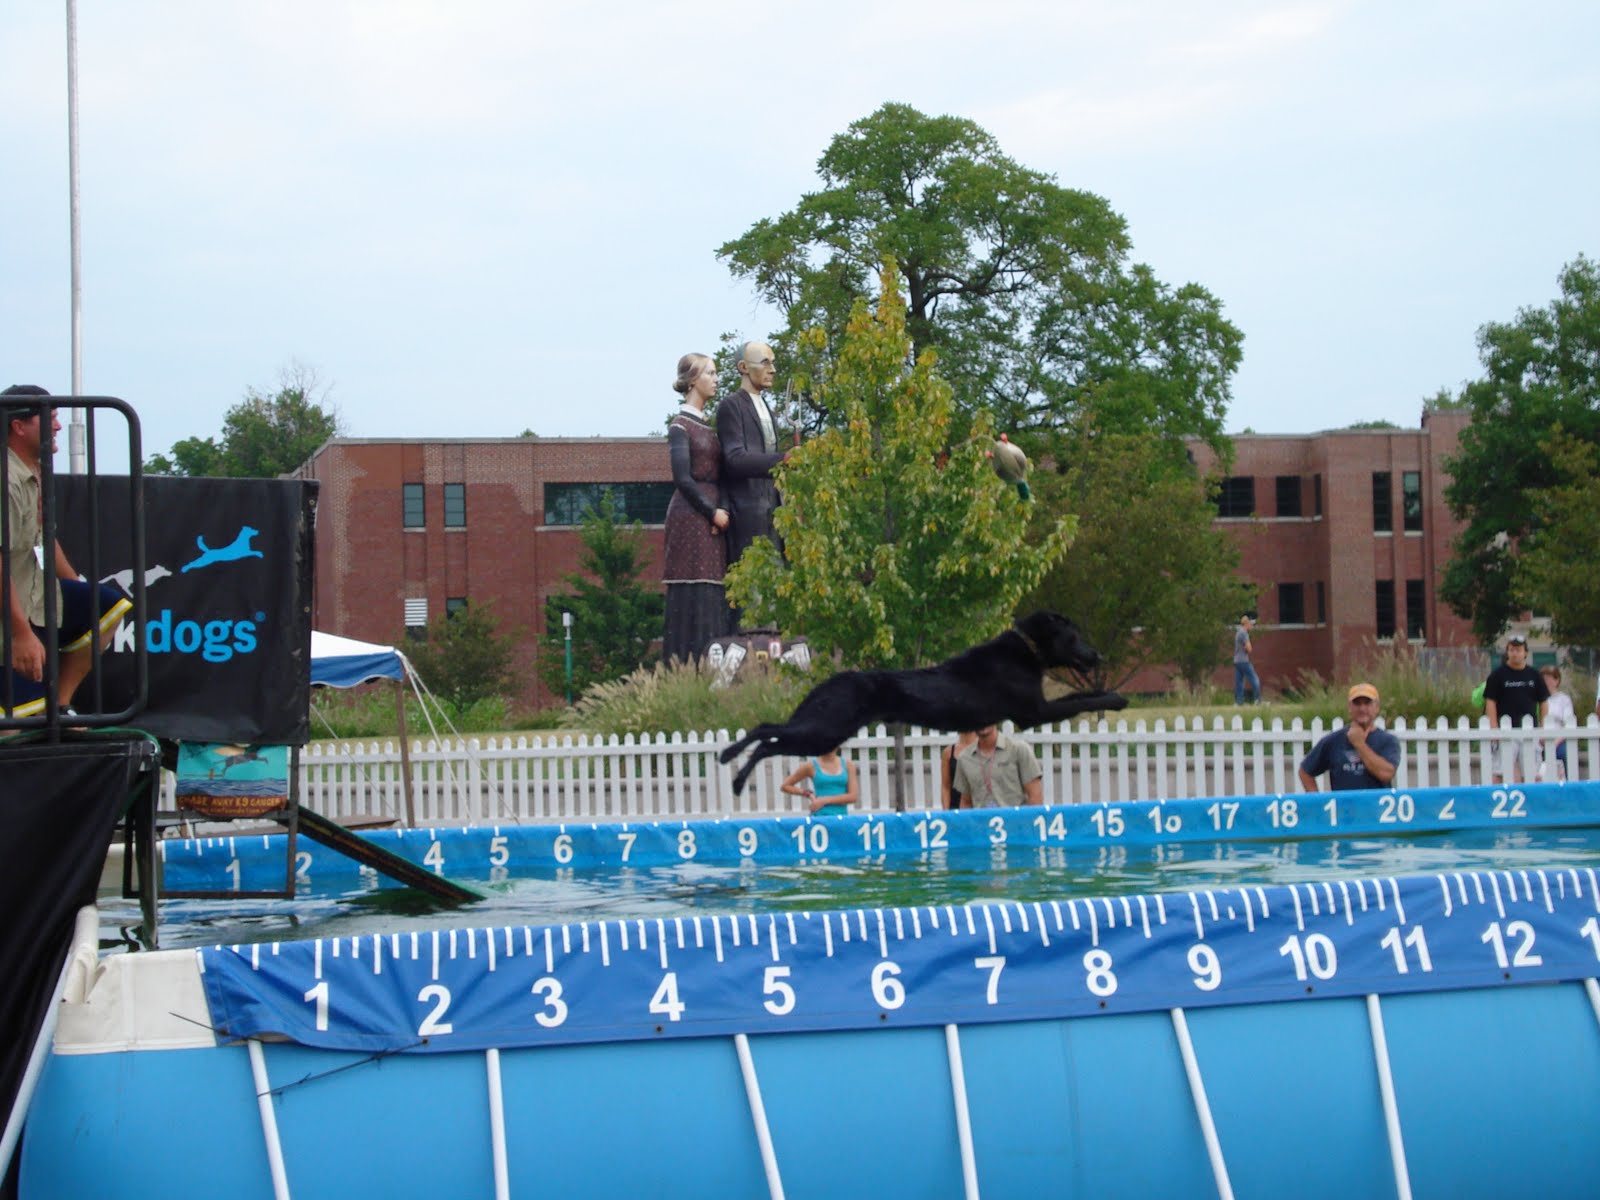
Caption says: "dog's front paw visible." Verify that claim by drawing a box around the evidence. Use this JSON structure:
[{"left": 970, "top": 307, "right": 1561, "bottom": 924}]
[{"left": 1099, "top": 691, "right": 1128, "bottom": 712}]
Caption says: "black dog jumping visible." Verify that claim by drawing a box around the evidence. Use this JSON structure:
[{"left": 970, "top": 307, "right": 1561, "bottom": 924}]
[{"left": 719, "top": 611, "right": 1126, "bottom": 795}]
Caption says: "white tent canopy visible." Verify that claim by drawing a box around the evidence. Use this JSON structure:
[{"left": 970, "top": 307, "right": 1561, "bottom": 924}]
[
  {"left": 309, "top": 631, "right": 406, "bottom": 689},
  {"left": 309, "top": 631, "right": 420, "bottom": 824}
]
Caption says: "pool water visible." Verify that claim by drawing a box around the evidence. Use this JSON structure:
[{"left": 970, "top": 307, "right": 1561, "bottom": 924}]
[{"left": 100, "top": 825, "right": 1600, "bottom": 951}]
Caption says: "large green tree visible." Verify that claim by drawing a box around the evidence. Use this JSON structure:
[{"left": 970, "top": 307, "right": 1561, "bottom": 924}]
[
  {"left": 539, "top": 493, "right": 665, "bottom": 698},
  {"left": 717, "top": 103, "right": 1242, "bottom": 452},
  {"left": 406, "top": 601, "right": 519, "bottom": 713},
  {"left": 1024, "top": 431, "right": 1256, "bottom": 690},
  {"left": 1441, "top": 256, "right": 1600, "bottom": 642},
  {"left": 727, "top": 261, "right": 1073, "bottom": 670},
  {"left": 1515, "top": 429, "right": 1600, "bottom": 647},
  {"left": 146, "top": 364, "right": 341, "bottom": 477}
]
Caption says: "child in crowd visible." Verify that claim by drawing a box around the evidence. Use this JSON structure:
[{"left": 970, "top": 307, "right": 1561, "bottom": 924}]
[
  {"left": 781, "top": 747, "right": 859, "bottom": 816},
  {"left": 1541, "top": 664, "right": 1576, "bottom": 780}
]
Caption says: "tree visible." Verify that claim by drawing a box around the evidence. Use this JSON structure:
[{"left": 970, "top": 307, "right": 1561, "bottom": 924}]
[
  {"left": 717, "top": 103, "right": 1242, "bottom": 452},
  {"left": 1515, "top": 428, "right": 1600, "bottom": 647},
  {"left": 146, "top": 363, "right": 341, "bottom": 477},
  {"left": 1441, "top": 256, "right": 1600, "bottom": 642},
  {"left": 1023, "top": 431, "right": 1255, "bottom": 690},
  {"left": 406, "top": 602, "right": 519, "bottom": 712},
  {"left": 727, "top": 261, "right": 1073, "bottom": 671},
  {"left": 539, "top": 493, "right": 664, "bottom": 697}
]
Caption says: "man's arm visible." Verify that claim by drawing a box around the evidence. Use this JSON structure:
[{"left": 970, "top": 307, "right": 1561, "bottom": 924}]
[
  {"left": 1346, "top": 724, "right": 1398, "bottom": 786},
  {"left": 1485, "top": 698, "right": 1500, "bottom": 727},
  {"left": 1298, "top": 736, "right": 1327, "bottom": 792},
  {"left": 52, "top": 541, "right": 76, "bottom": 582},
  {"left": 5, "top": 568, "right": 44, "bottom": 682},
  {"left": 1016, "top": 743, "right": 1044, "bottom": 806}
]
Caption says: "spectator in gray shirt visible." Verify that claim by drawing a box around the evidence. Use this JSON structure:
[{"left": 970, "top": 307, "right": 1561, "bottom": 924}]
[{"left": 1233, "top": 615, "right": 1260, "bottom": 705}]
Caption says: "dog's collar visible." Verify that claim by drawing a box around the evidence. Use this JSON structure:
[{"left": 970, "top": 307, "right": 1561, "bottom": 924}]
[{"left": 1012, "top": 622, "right": 1043, "bottom": 663}]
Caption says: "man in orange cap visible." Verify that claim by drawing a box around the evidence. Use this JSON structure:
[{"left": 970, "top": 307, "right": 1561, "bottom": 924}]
[{"left": 1297, "top": 682, "right": 1402, "bottom": 791}]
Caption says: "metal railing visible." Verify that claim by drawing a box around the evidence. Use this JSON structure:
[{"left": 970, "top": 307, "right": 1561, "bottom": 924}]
[{"left": 0, "top": 395, "right": 146, "bottom": 735}]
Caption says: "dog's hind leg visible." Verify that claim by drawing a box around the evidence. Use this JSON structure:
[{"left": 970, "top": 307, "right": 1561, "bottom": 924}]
[
  {"left": 720, "top": 723, "right": 784, "bottom": 764},
  {"left": 731, "top": 749, "right": 773, "bottom": 796}
]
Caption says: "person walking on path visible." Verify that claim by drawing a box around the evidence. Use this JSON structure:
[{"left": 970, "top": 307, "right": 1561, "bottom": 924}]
[{"left": 1233, "top": 615, "right": 1261, "bottom": 704}]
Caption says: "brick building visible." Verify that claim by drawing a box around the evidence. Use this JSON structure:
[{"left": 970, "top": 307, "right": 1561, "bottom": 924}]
[
  {"left": 294, "top": 437, "right": 673, "bottom": 707},
  {"left": 299, "top": 409, "right": 1478, "bottom": 710},
  {"left": 1187, "top": 407, "right": 1476, "bottom": 694}
]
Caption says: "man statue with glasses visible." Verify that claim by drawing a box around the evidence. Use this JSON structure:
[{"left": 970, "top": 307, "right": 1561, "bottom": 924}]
[
  {"left": 1297, "top": 682, "right": 1402, "bottom": 791},
  {"left": 716, "top": 342, "right": 787, "bottom": 622}
]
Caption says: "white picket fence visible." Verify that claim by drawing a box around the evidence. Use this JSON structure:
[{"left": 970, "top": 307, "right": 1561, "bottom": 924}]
[{"left": 160, "top": 715, "right": 1600, "bottom": 828}]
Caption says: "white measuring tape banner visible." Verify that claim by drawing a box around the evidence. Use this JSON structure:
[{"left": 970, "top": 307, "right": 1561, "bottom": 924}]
[{"left": 198, "top": 866, "right": 1600, "bottom": 1054}]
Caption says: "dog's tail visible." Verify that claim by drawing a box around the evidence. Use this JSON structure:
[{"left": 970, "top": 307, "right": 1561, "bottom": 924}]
[{"left": 194, "top": 536, "right": 212, "bottom": 553}]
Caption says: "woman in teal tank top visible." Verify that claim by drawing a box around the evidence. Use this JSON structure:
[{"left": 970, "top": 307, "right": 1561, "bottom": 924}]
[{"left": 780, "top": 746, "right": 859, "bottom": 816}]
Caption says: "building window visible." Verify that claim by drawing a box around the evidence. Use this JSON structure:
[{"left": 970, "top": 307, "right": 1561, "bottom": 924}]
[
  {"left": 1405, "top": 579, "right": 1425, "bottom": 640},
  {"left": 1316, "top": 581, "right": 1326, "bottom": 625},
  {"left": 444, "top": 483, "right": 466, "bottom": 528},
  {"left": 404, "top": 596, "right": 428, "bottom": 641},
  {"left": 1275, "top": 476, "right": 1302, "bottom": 518},
  {"left": 1216, "top": 476, "right": 1255, "bottom": 518},
  {"left": 402, "top": 483, "right": 425, "bottom": 529},
  {"left": 1375, "top": 580, "right": 1396, "bottom": 638},
  {"left": 446, "top": 596, "right": 468, "bottom": 619},
  {"left": 1372, "top": 472, "right": 1392, "bottom": 533},
  {"left": 1278, "top": 583, "right": 1305, "bottom": 625},
  {"left": 544, "top": 482, "right": 673, "bottom": 526},
  {"left": 1313, "top": 474, "right": 1323, "bottom": 518},
  {"left": 1402, "top": 471, "right": 1422, "bottom": 532}
]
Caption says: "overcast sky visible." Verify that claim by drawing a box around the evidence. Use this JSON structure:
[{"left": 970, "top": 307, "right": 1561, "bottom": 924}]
[{"left": 3, "top": 1, "right": 1595, "bottom": 466}]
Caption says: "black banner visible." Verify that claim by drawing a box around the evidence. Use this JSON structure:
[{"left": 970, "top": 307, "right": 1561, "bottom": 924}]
[
  {"left": 57, "top": 477, "right": 316, "bottom": 744},
  {"left": 0, "top": 737, "right": 155, "bottom": 1183}
]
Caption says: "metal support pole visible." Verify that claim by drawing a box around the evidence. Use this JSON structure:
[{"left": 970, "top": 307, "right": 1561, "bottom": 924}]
[
  {"left": 66, "top": 0, "right": 87, "bottom": 475},
  {"left": 563, "top": 610, "right": 574, "bottom": 705}
]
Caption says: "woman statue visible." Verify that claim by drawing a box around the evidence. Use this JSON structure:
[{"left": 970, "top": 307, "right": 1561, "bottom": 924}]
[{"left": 662, "top": 353, "right": 732, "bottom": 663}]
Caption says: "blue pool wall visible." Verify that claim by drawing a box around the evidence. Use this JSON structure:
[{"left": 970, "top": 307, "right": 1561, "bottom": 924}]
[
  {"left": 160, "top": 780, "right": 1597, "bottom": 892},
  {"left": 26, "top": 981, "right": 1600, "bottom": 1199},
  {"left": 30, "top": 782, "right": 1600, "bottom": 1198}
]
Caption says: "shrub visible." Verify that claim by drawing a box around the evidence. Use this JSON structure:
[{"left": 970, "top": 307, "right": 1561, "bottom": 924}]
[{"left": 562, "top": 660, "right": 810, "bottom": 737}]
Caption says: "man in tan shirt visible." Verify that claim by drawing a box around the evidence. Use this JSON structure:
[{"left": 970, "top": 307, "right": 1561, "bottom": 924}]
[
  {"left": 4, "top": 386, "right": 131, "bottom": 717},
  {"left": 952, "top": 724, "right": 1044, "bottom": 807}
]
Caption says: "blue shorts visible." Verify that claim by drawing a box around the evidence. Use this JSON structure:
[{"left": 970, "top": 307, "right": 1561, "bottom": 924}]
[{"left": 4, "top": 579, "right": 131, "bottom": 716}]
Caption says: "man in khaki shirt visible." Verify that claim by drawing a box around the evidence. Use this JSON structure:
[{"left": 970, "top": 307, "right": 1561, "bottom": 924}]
[
  {"left": 4, "top": 385, "right": 131, "bottom": 717},
  {"left": 952, "top": 724, "right": 1044, "bottom": 808}
]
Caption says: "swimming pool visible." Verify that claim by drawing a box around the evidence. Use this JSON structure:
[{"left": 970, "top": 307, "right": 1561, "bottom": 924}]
[
  {"left": 30, "top": 782, "right": 1600, "bottom": 1199},
  {"left": 111, "top": 779, "right": 1600, "bottom": 946},
  {"left": 106, "top": 825, "right": 1600, "bottom": 951}
]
